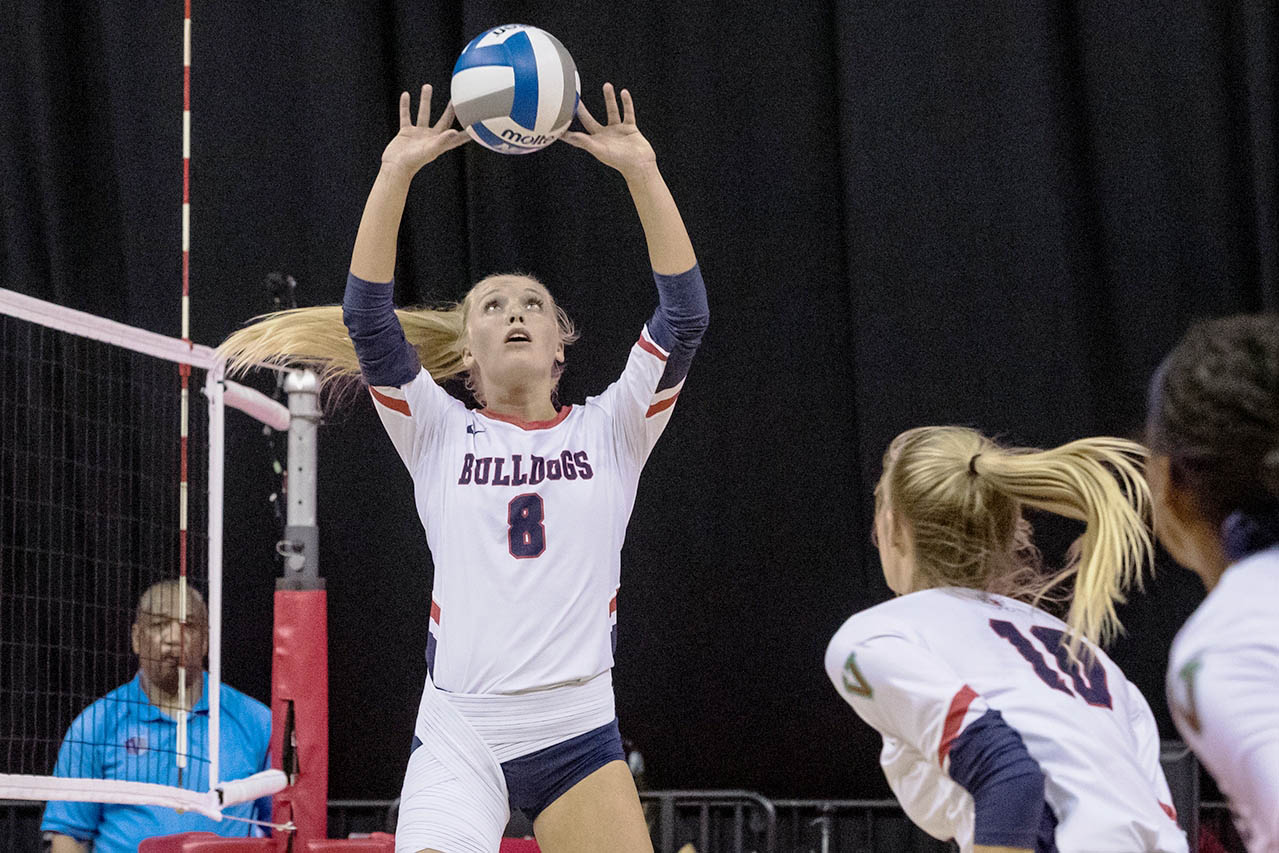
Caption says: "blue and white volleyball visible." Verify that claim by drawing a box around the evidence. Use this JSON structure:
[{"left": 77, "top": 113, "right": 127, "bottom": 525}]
[{"left": 451, "top": 24, "right": 580, "bottom": 155}]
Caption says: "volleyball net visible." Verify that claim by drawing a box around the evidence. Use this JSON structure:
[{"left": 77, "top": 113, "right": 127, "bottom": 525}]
[{"left": 0, "top": 289, "right": 288, "bottom": 820}]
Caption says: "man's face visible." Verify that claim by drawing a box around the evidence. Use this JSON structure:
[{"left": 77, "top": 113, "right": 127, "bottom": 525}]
[{"left": 131, "top": 591, "right": 208, "bottom": 694}]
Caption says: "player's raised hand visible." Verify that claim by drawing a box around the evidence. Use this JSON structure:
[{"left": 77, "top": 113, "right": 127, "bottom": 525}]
[
  {"left": 380, "top": 84, "right": 470, "bottom": 177},
  {"left": 562, "top": 83, "right": 657, "bottom": 180}
]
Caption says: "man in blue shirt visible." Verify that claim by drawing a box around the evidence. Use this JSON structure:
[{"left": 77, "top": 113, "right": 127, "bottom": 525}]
[{"left": 42, "top": 581, "right": 273, "bottom": 853}]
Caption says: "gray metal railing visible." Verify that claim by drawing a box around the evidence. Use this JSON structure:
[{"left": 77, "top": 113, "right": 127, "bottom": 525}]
[
  {"left": 1160, "top": 739, "right": 1200, "bottom": 844},
  {"left": 773, "top": 799, "right": 956, "bottom": 853},
  {"left": 640, "top": 790, "right": 777, "bottom": 853},
  {"left": 0, "top": 792, "right": 1245, "bottom": 853}
]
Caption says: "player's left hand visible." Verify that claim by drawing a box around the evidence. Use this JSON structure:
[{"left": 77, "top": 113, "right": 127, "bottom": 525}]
[{"left": 562, "top": 83, "right": 657, "bottom": 180}]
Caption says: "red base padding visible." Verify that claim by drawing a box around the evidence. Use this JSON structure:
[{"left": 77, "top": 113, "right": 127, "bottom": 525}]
[
  {"left": 138, "top": 834, "right": 279, "bottom": 852},
  {"left": 303, "top": 833, "right": 395, "bottom": 851},
  {"left": 140, "top": 832, "right": 538, "bottom": 852},
  {"left": 499, "top": 840, "right": 542, "bottom": 853}
]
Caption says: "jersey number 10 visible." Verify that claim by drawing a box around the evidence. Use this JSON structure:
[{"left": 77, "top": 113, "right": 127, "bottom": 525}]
[{"left": 989, "top": 619, "right": 1112, "bottom": 708}]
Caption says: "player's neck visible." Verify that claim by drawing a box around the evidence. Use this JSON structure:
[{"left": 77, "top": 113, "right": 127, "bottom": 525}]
[
  {"left": 1195, "top": 551, "right": 1230, "bottom": 592},
  {"left": 482, "top": 385, "right": 558, "bottom": 423},
  {"left": 140, "top": 669, "right": 204, "bottom": 715},
  {"left": 1185, "top": 522, "right": 1233, "bottom": 592}
]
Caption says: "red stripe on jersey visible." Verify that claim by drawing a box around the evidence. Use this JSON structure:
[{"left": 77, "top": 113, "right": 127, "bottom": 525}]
[
  {"left": 370, "top": 386, "right": 411, "bottom": 416},
  {"left": 1158, "top": 802, "right": 1176, "bottom": 821},
  {"left": 646, "top": 392, "right": 680, "bottom": 418},
  {"left": 609, "top": 595, "right": 617, "bottom": 615},
  {"left": 477, "top": 406, "right": 572, "bottom": 430},
  {"left": 938, "top": 684, "right": 978, "bottom": 766},
  {"left": 430, "top": 600, "right": 440, "bottom": 624},
  {"left": 636, "top": 335, "right": 668, "bottom": 362}
]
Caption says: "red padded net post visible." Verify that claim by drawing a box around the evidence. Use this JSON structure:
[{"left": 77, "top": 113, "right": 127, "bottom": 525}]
[{"left": 272, "top": 589, "right": 329, "bottom": 846}]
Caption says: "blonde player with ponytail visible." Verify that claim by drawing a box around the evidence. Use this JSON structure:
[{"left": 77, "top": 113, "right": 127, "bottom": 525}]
[
  {"left": 825, "top": 427, "right": 1187, "bottom": 853},
  {"left": 222, "top": 82, "right": 706, "bottom": 853}
]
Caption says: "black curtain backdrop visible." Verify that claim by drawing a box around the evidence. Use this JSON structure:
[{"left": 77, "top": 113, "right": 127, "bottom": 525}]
[{"left": 3, "top": 1, "right": 1276, "bottom": 800}]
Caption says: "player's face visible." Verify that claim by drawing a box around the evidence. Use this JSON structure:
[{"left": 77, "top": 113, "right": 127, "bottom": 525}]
[
  {"left": 463, "top": 277, "right": 564, "bottom": 399},
  {"left": 131, "top": 594, "right": 208, "bottom": 695},
  {"left": 873, "top": 480, "right": 914, "bottom": 594}
]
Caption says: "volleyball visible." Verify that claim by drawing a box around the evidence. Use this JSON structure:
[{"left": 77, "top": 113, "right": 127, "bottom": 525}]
[{"left": 451, "top": 24, "right": 580, "bottom": 155}]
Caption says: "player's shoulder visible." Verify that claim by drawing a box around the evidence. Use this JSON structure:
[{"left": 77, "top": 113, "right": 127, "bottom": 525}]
[
  {"left": 371, "top": 369, "right": 467, "bottom": 413},
  {"left": 1217, "top": 546, "right": 1279, "bottom": 603},
  {"left": 1172, "top": 547, "right": 1279, "bottom": 664},
  {"left": 584, "top": 328, "right": 669, "bottom": 396},
  {"left": 827, "top": 588, "right": 1081, "bottom": 661},
  {"left": 826, "top": 589, "right": 961, "bottom": 654},
  {"left": 841, "top": 587, "right": 998, "bottom": 631}
]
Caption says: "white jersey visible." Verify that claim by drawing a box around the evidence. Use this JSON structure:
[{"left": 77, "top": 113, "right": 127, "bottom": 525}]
[
  {"left": 1167, "top": 545, "right": 1279, "bottom": 852},
  {"left": 370, "top": 325, "right": 681, "bottom": 695},
  {"left": 825, "top": 588, "right": 1186, "bottom": 853}
]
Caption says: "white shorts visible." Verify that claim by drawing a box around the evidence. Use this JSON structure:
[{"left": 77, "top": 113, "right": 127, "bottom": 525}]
[{"left": 394, "top": 672, "right": 615, "bottom": 853}]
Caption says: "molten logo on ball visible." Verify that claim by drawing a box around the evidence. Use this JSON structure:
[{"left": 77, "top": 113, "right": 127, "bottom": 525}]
[{"left": 451, "top": 24, "right": 580, "bottom": 155}]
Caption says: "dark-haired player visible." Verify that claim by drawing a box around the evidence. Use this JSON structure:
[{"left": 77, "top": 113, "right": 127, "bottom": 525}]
[{"left": 1146, "top": 314, "right": 1279, "bottom": 852}]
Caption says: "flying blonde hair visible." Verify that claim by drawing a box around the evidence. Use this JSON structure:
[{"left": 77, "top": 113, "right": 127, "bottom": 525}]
[
  {"left": 880, "top": 426, "right": 1152, "bottom": 651},
  {"left": 216, "top": 274, "right": 578, "bottom": 404}
]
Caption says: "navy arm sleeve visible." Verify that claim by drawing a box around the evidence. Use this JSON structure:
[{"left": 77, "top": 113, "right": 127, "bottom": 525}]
[
  {"left": 645, "top": 264, "right": 709, "bottom": 391},
  {"left": 342, "top": 273, "right": 421, "bottom": 387},
  {"left": 948, "top": 709, "right": 1055, "bottom": 850}
]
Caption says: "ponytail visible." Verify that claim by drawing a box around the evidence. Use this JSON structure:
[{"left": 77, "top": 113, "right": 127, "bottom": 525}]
[
  {"left": 976, "top": 436, "right": 1152, "bottom": 649},
  {"left": 217, "top": 304, "right": 469, "bottom": 386},
  {"left": 884, "top": 427, "right": 1153, "bottom": 651},
  {"left": 216, "top": 273, "right": 578, "bottom": 402}
]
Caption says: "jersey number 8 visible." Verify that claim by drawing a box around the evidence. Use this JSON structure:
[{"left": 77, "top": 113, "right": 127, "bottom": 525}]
[{"left": 508, "top": 493, "right": 546, "bottom": 559}]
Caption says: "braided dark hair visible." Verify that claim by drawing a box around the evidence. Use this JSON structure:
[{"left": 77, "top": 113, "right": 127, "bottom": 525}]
[{"left": 1147, "top": 314, "right": 1279, "bottom": 558}]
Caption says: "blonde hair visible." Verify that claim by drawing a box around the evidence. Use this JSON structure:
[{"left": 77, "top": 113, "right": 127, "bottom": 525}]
[
  {"left": 216, "top": 274, "right": 578, "bottom": 405},
  {"left": 880, "top": 426, "right": 1152, "bottom": 650}
]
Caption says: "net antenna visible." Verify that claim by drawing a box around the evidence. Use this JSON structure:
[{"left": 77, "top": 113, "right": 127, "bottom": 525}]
[
  {"left": 0, "top": 289, "right": 288, "bottom": 818},
  {"left": 178, "top": 0, "right": 193, "bottom": 787}
]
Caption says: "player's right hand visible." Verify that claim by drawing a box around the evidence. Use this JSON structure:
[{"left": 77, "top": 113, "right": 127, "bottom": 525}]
[{"left": 380, "top": 84, "right": 470, "bottom": 177}]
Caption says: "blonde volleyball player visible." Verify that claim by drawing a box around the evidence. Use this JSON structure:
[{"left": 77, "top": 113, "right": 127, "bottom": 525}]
[
  {"left": 222, "top": 83, "right": 705, "bottom": 853},
  {"left": 824, "top": 428, "right": 1187, "bottom": 853},
  {"left": 1145, "top": 315, "right": 1279, "bottom": 852}
]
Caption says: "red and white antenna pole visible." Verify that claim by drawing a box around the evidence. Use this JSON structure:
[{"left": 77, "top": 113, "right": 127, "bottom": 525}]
[{"left": 177, "top": 0, "right": 193, "bottom": 784}]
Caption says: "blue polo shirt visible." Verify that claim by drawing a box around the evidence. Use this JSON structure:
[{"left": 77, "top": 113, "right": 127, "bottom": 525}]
[{"left": 41, "top": 672, "right": 273, "bottom": 853}]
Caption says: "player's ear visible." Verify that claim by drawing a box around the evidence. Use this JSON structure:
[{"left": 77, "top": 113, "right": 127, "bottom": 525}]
[
  {"left": 1149, "top": 454, "right": 1192, "bottom": 522},
  {"left": 882, "top": 506, "right": 905, "bottom": 547},
  {"left": 1147, "top": 452, "right": 1208, "bottom": 566},
  {"left": 131, "top": 622, "right": 141, "bottom": 656},
  {"left": 887, "top": 509, "right": 916, "bottom": 568}
]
